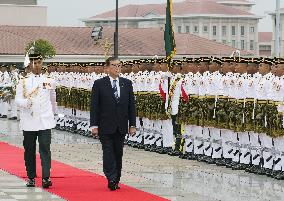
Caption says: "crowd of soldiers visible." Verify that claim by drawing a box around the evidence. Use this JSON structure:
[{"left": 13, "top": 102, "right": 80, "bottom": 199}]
[{"left": 2, "top": 56, "right": 284, "bottom": 181}]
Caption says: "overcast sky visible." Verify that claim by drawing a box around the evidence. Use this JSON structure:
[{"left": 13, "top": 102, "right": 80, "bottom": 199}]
[{"left": 37, "top": 0, "right": 284, "bottom": 32}]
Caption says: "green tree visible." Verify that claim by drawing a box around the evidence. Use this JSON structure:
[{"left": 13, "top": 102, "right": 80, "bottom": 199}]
[{"left": 25, "top": 39, "right": 56, "bottom": 59}]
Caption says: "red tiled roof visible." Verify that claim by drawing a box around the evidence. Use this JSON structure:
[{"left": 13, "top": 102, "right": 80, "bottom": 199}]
[
  {"left": 189, "top": 0, "right": 251, "bottom": 2},
  {"left": 0, "top": 25, "right": 252, "bottom": 56},
  {"left": 90, "top": 0, "right": 254, "bottom": 19},
  {"left": 258, "top": 32, "right": 272, "bottom": 43}
]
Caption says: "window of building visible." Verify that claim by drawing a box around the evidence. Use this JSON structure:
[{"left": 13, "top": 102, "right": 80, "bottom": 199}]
[
  {"left": 222, "top": 26, "right": 227, "bottom": 36},
  {"left": 241, "top": 40, "right": 245, "bottom": 50},
  {"left": 194, "top": 26, "right": 199, "bottom": 33},
  {"left": 178, "top": 26, "right": 182, "bottom": 33},
  {"left": 203, "top": 26, "right": 208, "bottom": 32},
  {"left": 250, "top": 27, "right": 255, "bottom": 33},
  {"left": 232, "top": 40, "right": 236, "bottom": 47},
  {"left": 186, "top": 26, "right": 190, "bottom": 33},
  {"left": 232, "top": 26, "right": 236, "bottom": 36},
  {"left": 250, "top": 40, "right": 254, "bottom": 50},
  {"left": 241, "top": 26, "right": 245, "bottom": 36},
  {"left": 222, "top": 40, "right": 227, "bottom": 44},
  {"left": 213, "top": 26, "right": 217, "bottom": 36},
  {"left": 259, "top": 45, "right": 272, "bottom": 51}
]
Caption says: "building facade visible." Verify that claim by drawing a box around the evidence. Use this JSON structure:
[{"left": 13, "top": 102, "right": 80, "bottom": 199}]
[
  {"left": 215, "top": 0, "right": 255, "bottom": 12},
  {"left": 0, "top": 0, "right": 37, "bottom": 5},
  {"left": 83, "top": 0, "right": 260, "bottom": 56},
  {"left": 0, "top": 4, "right": 47, "bottom": 26},
  {"left": 270, "top": 8, "right": 284, "bottom": 57},
  {"left": 0, "top": 0, "right": 45, "bottom": 26},
  {"left": 258, "top": 32, "right": 272, "bottom": 57}
]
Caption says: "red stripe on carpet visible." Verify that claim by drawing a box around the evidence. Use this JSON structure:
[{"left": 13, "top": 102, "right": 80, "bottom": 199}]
[{"left": 0, "top": 142, "right": 169, "bottom": 201}]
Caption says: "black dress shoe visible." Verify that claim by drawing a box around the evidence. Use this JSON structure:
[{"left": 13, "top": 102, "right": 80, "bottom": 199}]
[
  {"left": 26, "top": 178, "right": 35, "bottom": 187},
  {"left": 0, "top": 115, "right": 7, "bottom": 118},
  {"left": 206, "top": 158, "right": 216, "bottom": 164},
  {"left": 247, "top": 165, "right": 261, "bottom": 174},
  {"left": 156, "top": 147, "right": 167, "bottom": 154},
  {"left": 264, "top": 168, "right": 274, "bottom": 177},
  {"left": 168, "top": 150, "right": 180, "bottom": 156},
  {"left": 158, "top": 147, "right": 168, "bottom": 154},
  {"left": 108, "top": 181, "right": 117, "bottom": 191},
  {"left": 191, "top": 154, "right": 198, "bottom": 160},
  {"left": 256, "top": 167, "right": 267, "bottom": 175},
  {"left": 179, "top": 153, "right": 189, "bottom": 159},
  {"left": 274, "top": 171, "right": 284, "bottom": 180},
  {"left": 232, "top": 163, "right": 246, "bottom": 170},
  {"left": 8, "top": 117, "right": 17, "bottom": 120},
  {"left": 196, "top": 155, "right": 205, "bottom": 162},
  {"left": 137, "top": 144, "right": 145, "bottom": 149},
  {"left": 215, "top": 158, "right": 226, "bottom": 166},
  {"left": 42, "top": 178, "right": 52, "bottom": 189},
  {"left": 226, "top": 160, "right": 237, "bottom": 168},
  {"left": 115, "top": 183, "right": 121, "bottom": 189},
  {"left": 187, "top": 153, "right": 194, "bottom": 160}
]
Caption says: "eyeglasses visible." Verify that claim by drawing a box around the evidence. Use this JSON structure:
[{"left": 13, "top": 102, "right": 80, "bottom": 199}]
[{"left": 110, "top": 64, "right": 122, "bottom": 68}]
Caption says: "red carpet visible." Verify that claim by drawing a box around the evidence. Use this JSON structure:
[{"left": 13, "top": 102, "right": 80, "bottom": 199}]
[{"left": 0, "top": 142, "right": 169, "bottom": 201}]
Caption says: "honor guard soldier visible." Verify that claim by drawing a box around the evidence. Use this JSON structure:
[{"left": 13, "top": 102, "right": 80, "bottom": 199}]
[
  {"left": 15, "top": 53, "right": 56, "bottom": 188},
  {"left": 8, "top": 65, "right": 19, "bottom": 120},
  {"left": 0, "top": 65, "right": 12, "bottom": 118}
]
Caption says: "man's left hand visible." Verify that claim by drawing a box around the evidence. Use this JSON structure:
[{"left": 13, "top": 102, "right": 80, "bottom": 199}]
[{"left": 129, "top": 127, "right": 136, "bottom": 136}]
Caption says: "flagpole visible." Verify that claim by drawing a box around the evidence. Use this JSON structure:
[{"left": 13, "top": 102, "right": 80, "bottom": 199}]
[{"left": 114, "top": 0, "right": 119, "bottom": 58}]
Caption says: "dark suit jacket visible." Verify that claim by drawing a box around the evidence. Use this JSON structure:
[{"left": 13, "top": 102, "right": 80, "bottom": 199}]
[{"left": 90, "top": 76, "right": 136, "bottom": 135}]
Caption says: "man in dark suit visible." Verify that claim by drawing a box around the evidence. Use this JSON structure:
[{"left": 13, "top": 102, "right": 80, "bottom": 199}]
[{"left": 90, "top": 57, "right": 136, "bottom": 191}]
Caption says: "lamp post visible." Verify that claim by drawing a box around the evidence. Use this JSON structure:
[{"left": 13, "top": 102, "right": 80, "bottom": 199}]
[{"left": 114, "top": 0, "right": 119, "bottom": 58}]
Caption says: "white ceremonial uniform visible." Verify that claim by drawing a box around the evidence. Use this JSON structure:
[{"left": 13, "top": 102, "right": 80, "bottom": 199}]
[
  {"left": 208, "top": 71, "right": 223, "bottom": 159},
  {"left": 170, "top": 73, "right": 183, "bottom": 116},
  {"left": 221, "top": 72, "right": 235, "bottom": 160},
  {"left": 0, "top": 71, "right": 11, "bottom": 116},
  {"left": 271, "top": 75, "right": 284, "bottom": 171},
  {"left": 256, "top": 73, "right": 275, "bottom": 170},
  {"left": 15, "top": 74, "right": 56, "bottom": 131},
  {"left": 247, "top": 72, "right": 262, "bottom": 166}
]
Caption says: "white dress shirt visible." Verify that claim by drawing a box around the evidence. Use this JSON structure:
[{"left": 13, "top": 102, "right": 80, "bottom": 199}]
[{"left": 109, "top": 76, "right": 120, "bottom": 98}]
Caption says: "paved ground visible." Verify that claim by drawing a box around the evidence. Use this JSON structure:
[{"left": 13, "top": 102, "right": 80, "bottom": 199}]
[{"left": 1, "top": 118, "right": 284, "bottom": 201}]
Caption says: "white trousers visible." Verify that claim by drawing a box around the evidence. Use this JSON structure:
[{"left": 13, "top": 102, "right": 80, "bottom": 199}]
[{"left": 9, "top": 99, "right": 17, "bottom": 118}]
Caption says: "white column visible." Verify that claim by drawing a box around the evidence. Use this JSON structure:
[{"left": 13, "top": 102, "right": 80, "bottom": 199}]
[
  {"left": 219, "top": 19, "right": 222, "bottom": 43},
  {"left": 228, "top": 20, "right": 232, "bottom": 47},
  {"left": 199, "top": 19, "right": 203, "bottom": 37},
  {"left": 255, "top": 20, "right": 259, "bottom": 56},
  {"left": 237, "top": 20, "right": 241, "bottom": 50},
  {"left": 209, "top": 18, "right": 213, "bottom": 40},
  {"left": 246, "top": 22, "right": 250, "bottom": 52}
]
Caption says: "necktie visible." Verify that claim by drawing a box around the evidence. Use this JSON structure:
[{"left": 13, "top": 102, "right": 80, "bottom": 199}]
[{"left": 112, "top": 79, "right": 119, "bottom": 101}]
